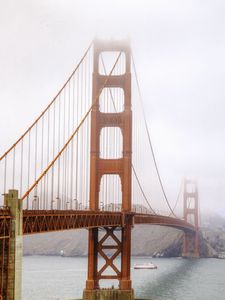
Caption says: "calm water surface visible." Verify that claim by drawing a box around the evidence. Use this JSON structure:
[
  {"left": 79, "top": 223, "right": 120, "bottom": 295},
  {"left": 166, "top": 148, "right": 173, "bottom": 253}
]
[{"left": 23, "top": 256, "right": 225, "bottom": 300}]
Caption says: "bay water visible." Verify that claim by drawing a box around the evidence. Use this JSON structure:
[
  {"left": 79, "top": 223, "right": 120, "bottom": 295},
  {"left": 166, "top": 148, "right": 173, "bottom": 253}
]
[{"left": 23, "top": 256, "right": 225, "bottom": 300}]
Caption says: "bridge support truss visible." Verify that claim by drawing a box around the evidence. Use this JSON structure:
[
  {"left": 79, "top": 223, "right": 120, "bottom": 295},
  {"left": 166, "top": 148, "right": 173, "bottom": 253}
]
[
  {"left": 0, "top": 209, "right": 11, "bottom": 300},
  {"left": 182, "top": 180, "right": 200, "bottom": 258},
  {"left": 83, "top": 40, "right": 134, "bottom": 300}
]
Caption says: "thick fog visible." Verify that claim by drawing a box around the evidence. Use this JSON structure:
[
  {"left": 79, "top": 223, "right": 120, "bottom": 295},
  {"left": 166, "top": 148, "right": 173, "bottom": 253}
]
[{"left": 1, "top": 0, "right": 225, "bottom": 216}]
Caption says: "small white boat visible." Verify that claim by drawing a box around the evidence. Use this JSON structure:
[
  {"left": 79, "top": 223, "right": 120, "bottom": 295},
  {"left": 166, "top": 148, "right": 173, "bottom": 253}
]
[
  {"left": 217, "top": 253, "right": 225, "bottom": 259},
  {"left": 60, "top": 250, "right": 64, "bottom": 257},
  {"left": 134, "top": 262, "right": 157, "bottom": 269}
]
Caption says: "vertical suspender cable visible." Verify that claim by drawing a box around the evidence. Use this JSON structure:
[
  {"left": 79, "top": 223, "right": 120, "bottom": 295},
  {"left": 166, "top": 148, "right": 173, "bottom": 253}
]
[
  {"left": 70, "top": 75, "right": 75, "bottom": 209},
  {"left": 46, "top": 109, "right": 50, "bottom": 209},
  {"left": 20, "top": 139, "right": 24, "bottom": 199},
  {"left": 131, "top": 54, "right": 176, "bottom": 217},
  {"left": 12, "top": 147, "right": 15, "bottom": 189},
  {"left": 62, "top": 88, "right": 66, "bottom": 209},
  {"left": 4, "top": 157, "right": 7, "bottom": 194},
  {"left": 100, "top": 54, "right": 156, "bottom": 213},
  {"left": 80, "top": 61, "right": 83, "bottom": 208},
  {"left": 57, "top": 95, "right": 61, "bottom": 209},
  {"left": 27, "top": 131, "right": 31, "bottom": 209},
  {"left": 20, "top": 50, "right": 122, "bottom": 204},
  {"left": 40, "top": 115, "right": 44, "bottom": 209},
  {"left": 0, "top": 42, "right": 93, "bottom": 164},
  {"left": 51, "top": 102, "right": 56, "bottom": 209},
  {"left": 83, "top": 59, "right": 86, "bottom": 208},
  {"left": 169, "top": 180, "right": 183, "bottom": 217},
  {"left": 67, "top": 80, "right": 71, "bottom": 209},
  {"left": 75, "top": 69, "right": 79, "bottom": 208},
  {"left": 34, "top": 122, "right": 38, "bottom": 209},
  {"left": 86, "top": 50, "right": 91, "bottom": 209}
]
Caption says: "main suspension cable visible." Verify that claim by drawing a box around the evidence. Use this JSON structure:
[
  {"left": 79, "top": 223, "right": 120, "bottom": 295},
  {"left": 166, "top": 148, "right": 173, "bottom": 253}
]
[
  {"left": 21, "top": 51, "right": 122, "bottom": 201},
  {"left": 99, "top": 54, "right": 156, "bottom": 214},
  {"left": 169, "top": 180, "right": 183, "bottom": 217},
  {"left": 0, "top": 41, "right": 93, "bottom": 162},
  {"left": 131, "top": 53, "right": 178, "bottom": 218}
]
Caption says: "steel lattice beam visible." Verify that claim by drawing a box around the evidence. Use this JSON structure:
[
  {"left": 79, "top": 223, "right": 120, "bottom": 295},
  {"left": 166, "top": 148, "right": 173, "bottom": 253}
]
[{"left": 22, "top": 210, "right": 197, "bottom": 235}]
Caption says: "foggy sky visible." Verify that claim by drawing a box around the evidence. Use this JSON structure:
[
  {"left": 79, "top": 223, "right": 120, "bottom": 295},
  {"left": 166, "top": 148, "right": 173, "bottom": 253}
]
[{"left": 1, "top": 0, "right": 225, "bottom": 216}]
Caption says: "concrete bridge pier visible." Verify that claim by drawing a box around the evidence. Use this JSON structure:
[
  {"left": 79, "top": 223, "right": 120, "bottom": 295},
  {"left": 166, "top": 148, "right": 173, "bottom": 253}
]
[
  {"left": 83, "top": 288, "right": 134, "bottom": 300},
  {"left": 182, "top": 231, "right": 200, "bottom": 258},
  {"left": 4, "top": 190, "right": 23, "bottom": 300}
]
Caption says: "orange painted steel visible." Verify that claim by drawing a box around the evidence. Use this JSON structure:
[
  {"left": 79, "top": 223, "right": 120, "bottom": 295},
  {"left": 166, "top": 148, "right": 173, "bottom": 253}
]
[
  {"left": 134, "top": 213, "right": 196, "bottom": 232},
  {"left": 0, "top": 38, "right": 202, "bottom": 299},
  {"left": 23, "top": 210, "right": 123, "bottom": 235},
  {"left": 0, "top": 210, "right": 11, "bottom": 239},
  {"left": 21, "top": 48, "right": 122, "bottom": 202},
  {"left": 182, "top": 180, "right": 200, "bottom": 257},
  {"left": 86, "top": 39, "right": 132, "bottom": 291},
  {"left": 0, "top": 208, "right": 198, "bottom": 298},
  {"left": 97, "top": 227, "right": 122, "bottom": 280},
  {"left": 0, "top": 42, "right": 93, "bottom": 162},
  {"left": 0, "top": 210, "right": 11, "bottom": 300},
  {"left": 0, "top": 209, "right": 198, "bottom": 237},
  {"left": 21, "top": 210, "right": 197, "bottom": 235}
]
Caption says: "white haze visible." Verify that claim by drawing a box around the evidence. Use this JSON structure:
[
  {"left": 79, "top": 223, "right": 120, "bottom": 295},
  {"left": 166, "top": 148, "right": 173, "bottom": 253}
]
[{"left": 0, "top": 0, "right": 225, "bottom": 216}]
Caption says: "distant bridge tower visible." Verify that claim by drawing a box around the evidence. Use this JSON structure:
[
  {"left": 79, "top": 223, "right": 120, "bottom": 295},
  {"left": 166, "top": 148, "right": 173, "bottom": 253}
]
[
  {"left": 182, "top": 179, "right": 200, "bottom": 258},
  {"left": 83, "top": 40, "right": 134, "bottom": 300}
]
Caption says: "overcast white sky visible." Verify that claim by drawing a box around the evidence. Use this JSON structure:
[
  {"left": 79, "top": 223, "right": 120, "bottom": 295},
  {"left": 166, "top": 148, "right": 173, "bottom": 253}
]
[{"left": 1, "top": 0, "right": 225, "bottom": 216}]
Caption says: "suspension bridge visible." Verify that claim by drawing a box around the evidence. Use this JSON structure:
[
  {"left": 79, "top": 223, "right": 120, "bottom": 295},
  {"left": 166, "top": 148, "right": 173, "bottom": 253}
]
[{"left": 0, "top": 39, "right": 200, "bottom": 300}]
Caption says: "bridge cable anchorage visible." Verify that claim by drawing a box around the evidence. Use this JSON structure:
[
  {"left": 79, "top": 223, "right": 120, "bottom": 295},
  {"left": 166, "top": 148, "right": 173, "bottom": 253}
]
[
  {"left": 20, "top": 51, "right": 123, "bottom": 201},
  {"left": 131, "top": 53, "right": 178, "bottom": 218},
  {"left": 99, "top": 54, "right": 156, "bottom": 214},
  {"left": 0, "top": 41, "right": 93, "bottom": 162}
]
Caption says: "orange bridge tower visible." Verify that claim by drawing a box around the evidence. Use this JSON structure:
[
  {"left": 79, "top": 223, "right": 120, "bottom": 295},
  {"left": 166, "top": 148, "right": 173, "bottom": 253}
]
[
  {"left": 182, "top": 179, "right": 200, "bottom": 258},
  {"left": 83, "top": 39, "right": 134, "bottom": 300}
]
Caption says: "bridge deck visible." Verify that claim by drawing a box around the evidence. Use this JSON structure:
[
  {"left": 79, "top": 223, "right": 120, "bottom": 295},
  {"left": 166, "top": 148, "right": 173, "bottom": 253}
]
[
  {"left": 22, "top": 210, "right": 196, "bottom": 234},
  {"left": 0, "top": 210, "right": 196, "bottom": 235}
]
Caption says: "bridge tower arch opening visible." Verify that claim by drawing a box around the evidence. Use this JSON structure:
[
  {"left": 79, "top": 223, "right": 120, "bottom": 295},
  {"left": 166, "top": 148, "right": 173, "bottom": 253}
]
[{"left": 182, "top": 179, "right": 200, "bottom": 258}]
